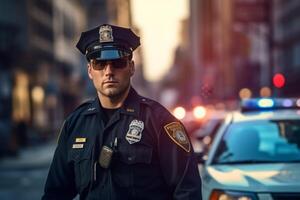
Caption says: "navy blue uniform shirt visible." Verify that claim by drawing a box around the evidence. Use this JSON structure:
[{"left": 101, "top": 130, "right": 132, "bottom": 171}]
[{"left": 42, "top": 88, "right": 202, "bottom": 200}]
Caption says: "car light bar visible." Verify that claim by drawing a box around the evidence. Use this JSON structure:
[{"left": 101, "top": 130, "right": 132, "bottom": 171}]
[
  {"left": 241, "top": 98, "right": 300, "bottom": 112},
  {"left": 257, "top": 98, "right": 274, "bottom": 108}
]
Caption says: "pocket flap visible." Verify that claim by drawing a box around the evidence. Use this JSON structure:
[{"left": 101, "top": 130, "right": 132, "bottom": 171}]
[
  {"left": 68, "top": 145, "right": 92, "bottom": 162},
  {"left": 119, "top": 145, "right": 153, "bottom": 164}
]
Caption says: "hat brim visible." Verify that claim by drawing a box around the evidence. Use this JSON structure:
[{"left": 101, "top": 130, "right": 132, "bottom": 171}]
[{"left": 87, "top": 49, "right": 131, "bottom": 61}]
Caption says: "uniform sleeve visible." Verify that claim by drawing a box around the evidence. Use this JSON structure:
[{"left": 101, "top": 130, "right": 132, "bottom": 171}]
[
  {"left": 157, "top": 114, "right": 202, "bottom": 200},
  {"left": 42, "top": 121, "right": 77, "bottom": 200}
]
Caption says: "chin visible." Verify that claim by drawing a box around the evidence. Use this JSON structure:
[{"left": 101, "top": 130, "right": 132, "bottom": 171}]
[{"left": 105, "top": 88, "right": 123, "bottom": 98}]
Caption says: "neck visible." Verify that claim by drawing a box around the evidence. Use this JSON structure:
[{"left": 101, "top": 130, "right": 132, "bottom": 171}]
[{"left": 98, "top": 87, "right": 131, "bottom": 109}]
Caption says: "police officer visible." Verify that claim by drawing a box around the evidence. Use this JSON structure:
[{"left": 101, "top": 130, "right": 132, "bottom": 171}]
[{"left": 42, "top": 24, "right": 202, "bottom": 200}]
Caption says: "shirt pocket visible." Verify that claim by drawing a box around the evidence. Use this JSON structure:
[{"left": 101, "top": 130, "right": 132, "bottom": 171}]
[
  {"left": 119, "top": 144, "right": 153, "bottom": 165},
  {"left": 68, "top": 147, "right": 92, "bottom": 192}
]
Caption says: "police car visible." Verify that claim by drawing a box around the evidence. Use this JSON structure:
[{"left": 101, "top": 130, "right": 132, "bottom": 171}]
[{"left": 199, "top": 98, "right": 300, "bottom": 200}]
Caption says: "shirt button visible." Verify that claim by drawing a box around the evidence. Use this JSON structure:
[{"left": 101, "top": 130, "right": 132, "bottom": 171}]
[{"left": 128, "top": 156, "right": 134, "bottom": 161}]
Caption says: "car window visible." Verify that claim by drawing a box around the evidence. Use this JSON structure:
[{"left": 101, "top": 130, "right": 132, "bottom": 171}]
[{"left": 212, "top": 120, "right": 300, "bottom": 164}]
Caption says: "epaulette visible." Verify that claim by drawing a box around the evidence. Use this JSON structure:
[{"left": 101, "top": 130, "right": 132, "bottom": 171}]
[
  {"left": 74, "top": 99, "right": 94, "bottom": 112},
  {"left": 64, "top": 99, "right": 95, "bottom": 131},
  {"left": 140, "top": 96, "right": 165, "bottom": 109},
  {"left": 140, "top": 96, "right": 155, "bottom": 106},
  {"left": 65, "top": 99, "right": 94, "bottom": 120},
  {"left": 139, "top": 96, "right": 170, "bottom": 117}
]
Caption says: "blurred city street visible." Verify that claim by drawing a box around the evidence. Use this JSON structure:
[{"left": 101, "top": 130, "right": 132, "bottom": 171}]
[
  {"left": 0, "top": 141, "right": 55, "bottom": 200},
  {"left": 1, "top": 0, "right": 300, "bottom": 199}
]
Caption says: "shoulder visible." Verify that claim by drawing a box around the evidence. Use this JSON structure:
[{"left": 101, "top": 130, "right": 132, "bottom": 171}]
[
  {"left": 65, "top": 99, "right": 94, "bottom": 125},
  {"left": 139, "top": 96, "right": 176, "bottom": 122},
  {"left": 140, "top": 96, "right": 168, "bottom": 112},
  {"left": 139, "top": 96, "right": 191, "bottom": 152},
  {"left": 56, "top": 99, "right": 94, "bottom": 143}
]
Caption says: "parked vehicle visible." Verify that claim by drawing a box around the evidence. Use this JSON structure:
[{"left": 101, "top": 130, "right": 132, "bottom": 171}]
[{"left": 199, "top": 98, "right": 300, "bottom": 200}]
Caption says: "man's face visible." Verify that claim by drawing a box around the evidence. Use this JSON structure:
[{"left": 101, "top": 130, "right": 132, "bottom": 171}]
[{"left": 87, "top": 57, "right": 135, "bottom": 99}]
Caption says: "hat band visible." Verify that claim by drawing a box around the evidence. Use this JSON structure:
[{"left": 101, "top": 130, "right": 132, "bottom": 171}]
[{"left": 86, "top": 49, "right": 131, "bottom": 61}]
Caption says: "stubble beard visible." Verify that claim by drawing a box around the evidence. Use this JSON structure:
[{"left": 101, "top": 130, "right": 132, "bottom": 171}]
[{"left": 100, "top": 81, "right": 130, "bottom": 101}]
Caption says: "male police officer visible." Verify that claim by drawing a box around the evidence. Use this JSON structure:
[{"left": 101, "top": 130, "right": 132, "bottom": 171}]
[{"left": 42, "top": 24, "right": 202, "bottom": 200}]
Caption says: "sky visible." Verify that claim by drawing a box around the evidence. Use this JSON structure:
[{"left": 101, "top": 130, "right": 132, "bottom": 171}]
[{"left": 131, "top": 0, "right": 189, "bottom": 82}]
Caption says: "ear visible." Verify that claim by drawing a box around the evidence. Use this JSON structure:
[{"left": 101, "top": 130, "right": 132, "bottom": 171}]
[
  {"left": 129, "top": 61, "right": 135, "bottom": 76},
  {"left": 87, "top": 63, "right": 93, "bottom": 80}
]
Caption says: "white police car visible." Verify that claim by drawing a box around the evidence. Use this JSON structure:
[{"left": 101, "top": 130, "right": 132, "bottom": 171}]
[{"left": 200, "top": 98, "right": 300, "bottom": 200}]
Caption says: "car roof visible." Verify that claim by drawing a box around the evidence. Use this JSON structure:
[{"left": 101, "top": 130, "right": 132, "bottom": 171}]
[{"left": 230, "top": 109, "right": 300, "bottom": 123}]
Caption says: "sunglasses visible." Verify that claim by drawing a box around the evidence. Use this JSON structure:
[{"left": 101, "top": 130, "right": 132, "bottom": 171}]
[{"left": 90, "top": 58, "right": 129, "bottom": 70}]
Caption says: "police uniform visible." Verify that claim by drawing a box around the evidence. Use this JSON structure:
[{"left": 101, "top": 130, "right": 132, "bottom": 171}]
[{"left": 42, "top": 24, "right": 202, "bottom": 200}]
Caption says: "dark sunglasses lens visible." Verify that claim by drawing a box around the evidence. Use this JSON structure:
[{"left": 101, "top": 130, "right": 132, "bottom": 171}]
[
  {"left": 112, "top": 59, "right": 128, "bottom": 68},
  {"left": 92, "top": 60, "right": 106, "bottom": 70},
  {"left": 91, "top": 59, "right": 128, "bottom": 70}
]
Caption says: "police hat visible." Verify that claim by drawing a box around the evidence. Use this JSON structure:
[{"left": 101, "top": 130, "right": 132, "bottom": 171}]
[{"left": 76, "top": 24, "right": 140, "bottom": 61}]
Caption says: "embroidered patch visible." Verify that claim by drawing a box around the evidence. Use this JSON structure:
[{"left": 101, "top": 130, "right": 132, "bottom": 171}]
[
  {"left": 126, "top": 119, "right": 144, "bottom": 144},
  {"left": 72, "top": 144, "right": 84, "bottom": 149},
  {"left": 75, "top": 138, "right": 86, "bottom": 143},
  {"left": 164, "top": 122, "right": 190, "bottom": 152}
]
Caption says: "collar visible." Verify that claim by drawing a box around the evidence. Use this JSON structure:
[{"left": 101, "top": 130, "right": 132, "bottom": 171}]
[
  {"left": 82, "top": 97, "right": 101, "bottom": 115},
  {"left": 120, "top": 87, "right": 140, "bottom": 117}
]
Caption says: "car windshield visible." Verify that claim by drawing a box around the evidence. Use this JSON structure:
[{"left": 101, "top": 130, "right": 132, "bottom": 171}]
[{"left": 212, "top": 120, "right": 300, "bottom": 164}]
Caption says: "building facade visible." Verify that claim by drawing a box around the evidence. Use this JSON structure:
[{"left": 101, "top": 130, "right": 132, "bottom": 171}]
[
  {"left": 0, "top": 0, "right": 87, "bottom": 154},
  {"left": 272, "top": 0, "right": 300, "bottom": 96}
]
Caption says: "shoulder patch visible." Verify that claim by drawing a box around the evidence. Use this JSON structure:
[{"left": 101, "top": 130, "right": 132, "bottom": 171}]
[{"left": 164, "top": 122, "right": 191, "bottom": 152}]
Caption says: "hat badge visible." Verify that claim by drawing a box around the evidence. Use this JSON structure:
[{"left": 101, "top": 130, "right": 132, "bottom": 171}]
[{"left": 99, "top": 25, "right": 114, "bottom": 43}]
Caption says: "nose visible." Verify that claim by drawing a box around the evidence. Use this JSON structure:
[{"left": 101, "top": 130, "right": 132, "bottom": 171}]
[{"left": 104, "top": 63, "right": 114, "bottom": 76}]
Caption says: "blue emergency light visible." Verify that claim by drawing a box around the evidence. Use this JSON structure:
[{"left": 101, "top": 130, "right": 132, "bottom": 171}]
[
  {"left": 257, "top": 99, "right": 274, "bottom": 108},
  {"left": 241, "top": 98, "right": 300, "bottom": 112}
]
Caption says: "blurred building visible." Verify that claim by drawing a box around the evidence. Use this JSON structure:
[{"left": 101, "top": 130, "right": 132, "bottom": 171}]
[
  {"left": 52, "top": 0, "right": 86, "bottom": 119},
  {"left": 189, "top": 0, "right": 272, "bottom": 104},
  {"left": 107, "top": 0, "right": 132, "bottom": 26},
  {"left": 159, "top": 19, "right": 193, "bottom": 109},
  {"left": 272, "top": 0, "right": 300, "bottom": 97},
  {"left": 0, "top": 0, "right": 87, "bottom": 154},
  {"left": 190, "top": 0, "right": 300, "bottom": 100}
]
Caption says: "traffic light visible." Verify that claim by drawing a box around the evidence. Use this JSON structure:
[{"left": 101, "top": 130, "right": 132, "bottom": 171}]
[{"left": 273, "top": 73, "right": 285, "bottom": 88}]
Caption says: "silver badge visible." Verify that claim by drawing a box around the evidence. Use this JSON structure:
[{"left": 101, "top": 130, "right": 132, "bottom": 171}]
[
  {"left": 99, "top": 25, "right": 114, "bottom": 43},
  {"left": 126, "top": 119, "right": 144, "bottom": 144}
]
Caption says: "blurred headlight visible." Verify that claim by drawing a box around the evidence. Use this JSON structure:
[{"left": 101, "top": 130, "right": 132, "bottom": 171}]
[
  {"left": 173, "top": 106, "right": 186, "bottom": 120},
  {"left": 193, "top": 106, "right": 206, "bottom": 119},
  {"left": 210, "top": 190, "right": 257, "bottom": 200}
]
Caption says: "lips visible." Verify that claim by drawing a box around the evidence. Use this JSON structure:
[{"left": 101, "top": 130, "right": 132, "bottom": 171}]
[
  {"left": 104, "top": 80, "right": 118, "bottom": 84},
  {"left": 103, "top": 80, "right": 119, "bottom": 86}
]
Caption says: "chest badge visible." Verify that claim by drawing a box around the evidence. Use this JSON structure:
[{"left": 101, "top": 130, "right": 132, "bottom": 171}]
[{"left": 126, "top": 119, "right": 144, "bottom": 144}]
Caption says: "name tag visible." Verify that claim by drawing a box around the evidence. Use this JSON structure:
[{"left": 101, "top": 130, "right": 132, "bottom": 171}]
[
  {"left": 75, "top": 138, "right": 86, "bottom": 143},
  {"left": 72, "top": 144, "right": 84, "bottom": 149}
]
